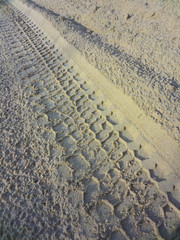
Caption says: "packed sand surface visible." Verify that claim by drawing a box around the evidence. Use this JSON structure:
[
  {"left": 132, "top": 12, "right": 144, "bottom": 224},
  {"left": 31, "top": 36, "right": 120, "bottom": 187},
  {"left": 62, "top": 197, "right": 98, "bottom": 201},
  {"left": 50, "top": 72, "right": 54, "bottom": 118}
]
[
  {"left": 0, "top": 0, "right": 180, "bottom": 239},
  {"left": 19, "top": 0, "right": 180, "bottom": 141}
]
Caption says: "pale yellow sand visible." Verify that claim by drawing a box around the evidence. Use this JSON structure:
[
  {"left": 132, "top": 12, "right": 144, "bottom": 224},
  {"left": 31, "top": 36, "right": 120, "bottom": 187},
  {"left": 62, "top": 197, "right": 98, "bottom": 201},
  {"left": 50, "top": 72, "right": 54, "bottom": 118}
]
[
  {"left": 18, "top": 0, "right": 180, "bottom": 141},
  {"left": 0, "top": 1, "right": 180, "bottom": 239}
]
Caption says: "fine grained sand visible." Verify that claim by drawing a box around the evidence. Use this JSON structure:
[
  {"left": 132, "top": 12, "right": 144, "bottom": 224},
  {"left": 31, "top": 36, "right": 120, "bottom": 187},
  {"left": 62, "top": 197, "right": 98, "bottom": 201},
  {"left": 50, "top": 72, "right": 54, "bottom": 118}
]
[
  {"left": 0, "top": 1, "right": 180, "bottom": 240},
  {"left": 19, "top": 0, "right": 180, "bottom": 141}
]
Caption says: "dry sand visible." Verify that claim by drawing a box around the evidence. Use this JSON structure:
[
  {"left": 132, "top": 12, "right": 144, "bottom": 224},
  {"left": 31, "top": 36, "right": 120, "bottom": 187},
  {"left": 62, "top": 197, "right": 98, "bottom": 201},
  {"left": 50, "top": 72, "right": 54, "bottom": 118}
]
[
  {"left": 0, "top": 0, "right": 180, "bottom": 239},
  {"left": 19, "top": 0, "right": 180, "bottom": 141}
]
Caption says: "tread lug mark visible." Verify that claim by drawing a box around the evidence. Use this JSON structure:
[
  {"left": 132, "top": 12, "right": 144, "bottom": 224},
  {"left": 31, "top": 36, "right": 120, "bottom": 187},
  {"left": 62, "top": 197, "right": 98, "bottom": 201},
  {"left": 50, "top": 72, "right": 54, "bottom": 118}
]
[
  {"left": 110, "top": 230, "right": 129, "bottom": 240},
  {"left": 91, "top": 200, "right": 114, "bottom": 224},
  {"left": 149, "top": 169, "right": 166, "bottom": 182},
  {"left": 59, "top": 136, "right": 77, "bottom": 155},
  {"left": 66, "top": 154, "right": 89, "bottom": 178},
  {"left": 83, "top": 177, "right": 100, "bottom": 204},
  {"left": 167, "top": 192, "right": 180, "bottom": 210},
  {"left": 57, "top": 163, "right": 73, "bottom": 181}
]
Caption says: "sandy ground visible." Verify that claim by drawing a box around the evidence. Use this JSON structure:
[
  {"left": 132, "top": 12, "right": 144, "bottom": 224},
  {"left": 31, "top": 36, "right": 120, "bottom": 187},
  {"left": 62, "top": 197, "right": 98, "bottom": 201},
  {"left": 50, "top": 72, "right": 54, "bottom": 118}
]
[
  {"left": 0, "top": 1, "right": 180, "bottom": 240},
  {"left": 19, "top": 0, "right": 180, "bottom": 141}
]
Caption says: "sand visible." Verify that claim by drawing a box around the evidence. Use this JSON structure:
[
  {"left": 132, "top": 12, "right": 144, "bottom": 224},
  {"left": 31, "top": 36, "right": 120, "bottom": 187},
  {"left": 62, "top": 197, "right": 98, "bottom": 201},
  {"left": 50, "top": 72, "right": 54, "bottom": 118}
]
[
  {"left": 18, "top": 0, "right": 180, "bottom": 142},
  {"left": 0, "top": 0, "right": 180, "bottom": 239}
]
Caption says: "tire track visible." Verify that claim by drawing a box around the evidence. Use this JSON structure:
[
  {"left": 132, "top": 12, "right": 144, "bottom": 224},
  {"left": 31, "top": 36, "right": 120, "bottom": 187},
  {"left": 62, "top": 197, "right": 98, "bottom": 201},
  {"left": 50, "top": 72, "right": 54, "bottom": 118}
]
[{"left": 1, "top": 2, "right": 180, "bottom": 239}]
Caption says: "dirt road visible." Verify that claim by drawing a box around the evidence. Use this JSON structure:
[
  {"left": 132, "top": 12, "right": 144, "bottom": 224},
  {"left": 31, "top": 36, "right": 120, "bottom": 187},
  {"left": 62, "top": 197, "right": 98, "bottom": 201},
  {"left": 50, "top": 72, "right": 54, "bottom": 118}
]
[{"left": 0, "top": 1, "right": 180, "bottom": 239}]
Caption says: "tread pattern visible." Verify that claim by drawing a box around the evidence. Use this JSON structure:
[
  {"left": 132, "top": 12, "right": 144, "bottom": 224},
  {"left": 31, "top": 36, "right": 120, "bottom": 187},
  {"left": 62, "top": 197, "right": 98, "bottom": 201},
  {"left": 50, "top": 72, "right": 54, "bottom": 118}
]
[{"left": 0, "top": 2, "right": 180, "bottom": 239}]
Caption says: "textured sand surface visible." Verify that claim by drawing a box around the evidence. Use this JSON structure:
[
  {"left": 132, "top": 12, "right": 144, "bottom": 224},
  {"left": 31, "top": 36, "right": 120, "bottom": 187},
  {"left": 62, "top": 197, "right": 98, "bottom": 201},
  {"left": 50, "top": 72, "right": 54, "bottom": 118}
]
[
  {"left": 0, "top": 1, "right": 180, "bottom": 239},
  {"left": 18, "top": 0, "right": 180, "bottom": 141}
]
